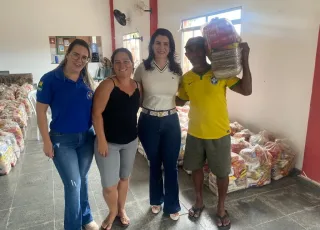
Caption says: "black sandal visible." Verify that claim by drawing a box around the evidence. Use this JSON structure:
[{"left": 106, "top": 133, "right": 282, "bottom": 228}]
[
  {"left": 188, "top": 205, "right": 205, "bottom": 218},
  {"left": 216, "top": 210, "right": 231, "bottom": 230}
]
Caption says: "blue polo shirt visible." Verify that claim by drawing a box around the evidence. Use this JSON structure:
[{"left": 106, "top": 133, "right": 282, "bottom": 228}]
[{"left": 36, "top": 67, "right": 94, "bottom": 133}]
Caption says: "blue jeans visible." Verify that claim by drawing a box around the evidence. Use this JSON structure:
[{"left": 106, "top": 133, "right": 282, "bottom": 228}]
[
  {"left": 138, "top": 112, "right": 181, "bottom": 214},
  {"left": 50, "top": 128, "right": 95, "bottom": 230}
]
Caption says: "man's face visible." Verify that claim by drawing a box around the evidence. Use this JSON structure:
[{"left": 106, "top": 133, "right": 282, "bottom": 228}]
[{"left": 185, "top": 44, "right": 206, "bottom": 68}]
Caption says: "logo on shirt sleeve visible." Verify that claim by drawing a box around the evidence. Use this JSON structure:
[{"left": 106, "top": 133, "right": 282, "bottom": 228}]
[
  {"left": 37, "top": 81, "right": 43, "bottom": 91},
  {"left": 87, "top": 91, "right": 93, "bottom": 100}
]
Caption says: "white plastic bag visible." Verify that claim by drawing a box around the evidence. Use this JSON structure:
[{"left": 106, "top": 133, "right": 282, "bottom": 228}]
[
  {"left": 0, "top": 141, "right": 15, "bottom": 175},
  {"left": 239, "top": 145, "right": 272, "bottom": 187}
]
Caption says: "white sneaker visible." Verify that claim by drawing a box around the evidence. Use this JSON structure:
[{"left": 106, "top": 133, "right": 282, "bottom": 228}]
[
  {"left": 83, "top": 220, "right": 99, "bottom": 230},
  {"left": 170, "top": 212, "right": 180, "bottom": 221},
  {"left": 151, "top": 205, "right": 162, "bottom": 214}
]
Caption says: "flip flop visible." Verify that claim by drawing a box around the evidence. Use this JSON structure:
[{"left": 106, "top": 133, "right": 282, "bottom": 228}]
[
  {"left": 100, "top": 223, "right": 112, "bottom": 230},
  {"left": 101, "top": 216, "right": 114, "bottom": 230},
  {"left": 216, "top": 210, "right": 231, "bottom": 230},
  {"left": 188, "top": 205, "right": 205, "bottom": 218},
  {"left": 117, "top": 215, "right": 130, "bottom": 227}
]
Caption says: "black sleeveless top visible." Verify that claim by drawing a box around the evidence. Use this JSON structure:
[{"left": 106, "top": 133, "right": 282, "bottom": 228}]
[{"left": 102, "top": 78, "right": 140, "bottom": 144}]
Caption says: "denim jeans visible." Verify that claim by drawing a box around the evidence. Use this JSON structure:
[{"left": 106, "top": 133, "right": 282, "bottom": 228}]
[
  {"left": 138, "top": 112, "right": 181, "bottom": 214},
  {"left": 50, "top": 128, "right": 95, "bottom": 230}
]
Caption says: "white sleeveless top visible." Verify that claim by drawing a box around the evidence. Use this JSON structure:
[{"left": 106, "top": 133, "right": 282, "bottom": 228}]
[{"left": 134, "top": 61, "right": 181, "bottom": 111}]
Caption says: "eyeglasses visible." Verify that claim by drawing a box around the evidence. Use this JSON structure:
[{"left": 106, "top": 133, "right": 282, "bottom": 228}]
[{"left": 70, "top": 52, "right": 91, "bottom": 63}]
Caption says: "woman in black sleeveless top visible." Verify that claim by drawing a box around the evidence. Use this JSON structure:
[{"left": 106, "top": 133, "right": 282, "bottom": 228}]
[{"left": 92, "top": 48, "right": 141, "bottom": 230}]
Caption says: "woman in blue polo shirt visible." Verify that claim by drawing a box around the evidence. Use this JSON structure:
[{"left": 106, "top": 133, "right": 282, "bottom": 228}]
[{"left": 36, "top": 39, "right": 98, "bottom": 230}]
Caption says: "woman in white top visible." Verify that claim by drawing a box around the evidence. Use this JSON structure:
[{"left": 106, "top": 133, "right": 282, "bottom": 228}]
[{"left": 134, "top": 28, "right": 182, "bottom": 220}]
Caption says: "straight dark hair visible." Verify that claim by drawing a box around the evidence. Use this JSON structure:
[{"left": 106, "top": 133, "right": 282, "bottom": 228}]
[{"left": 143, "top": 28, "right": 182, "bottom": 76}]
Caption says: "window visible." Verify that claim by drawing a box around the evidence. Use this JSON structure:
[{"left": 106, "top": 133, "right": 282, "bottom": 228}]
[
  {"left": 123, "top": 32, "right": 142, "bottom": 68},
  {"left": 181, "top": 7, "right": 242, "bottom": 73}
]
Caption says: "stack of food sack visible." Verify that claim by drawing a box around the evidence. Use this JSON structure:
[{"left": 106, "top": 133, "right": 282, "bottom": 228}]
[
  {"left": 239, "top": 145, "right": 273, "bottom": 187},
  {"left": 0, "top": 83, "right": 33, "bottom": 176},
  {"left": 265, "top": 139, "right": 296, "bottom": 180},
  {"left": 0, "top": 140, "right": 17, "bottom": 175},
  {"left": 0, "top": 85, "right": 16, "bottom": 100},
  {"left": 202, "top": 18, "right": 242, "bottom": 79},
  {"left": 0, "top": 100, "right": 28, "bottom": 128},
  {"left": 226, "top": 121, "right": 296, "bottom": 191},
  {"left": 209, "top": 152, "right": 247, "bottom": 195}
]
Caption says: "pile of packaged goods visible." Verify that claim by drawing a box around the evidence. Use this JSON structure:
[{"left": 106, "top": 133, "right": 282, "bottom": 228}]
[
  {"left": 230, "top": 121, "right": 296, "bottom": 184},
  {"left": 202, "top": 18, "right": 242, "bottom": 79},
  {"left": 208, "top": 122, "right": 296, "bottom": 195},
  {"left": 209, "top": 153, "right": 247, "bottom": 195},
  {"left": 0, "top": 83, "right": 33, "bottom": 175},
  {"left": 136, "top": 107, "right": 296, "bottom": 193},
  {"left": 0, "top": 100, "right": 28, "bottom": 128}
]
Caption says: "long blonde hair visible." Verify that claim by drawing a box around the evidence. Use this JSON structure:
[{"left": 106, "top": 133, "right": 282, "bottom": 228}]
[{"left": 58, "top": 39, "right": 94, "bottom": 90}]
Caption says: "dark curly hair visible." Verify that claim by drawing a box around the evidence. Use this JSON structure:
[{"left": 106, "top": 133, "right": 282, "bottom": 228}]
[{"left": 143, "top": 28, "right": 182, "bottom": 76}]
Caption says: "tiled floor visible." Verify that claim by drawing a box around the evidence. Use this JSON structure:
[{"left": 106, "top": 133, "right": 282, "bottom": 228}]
[{"left": 1, "top": 123, "right": 320, "bottom": 230}]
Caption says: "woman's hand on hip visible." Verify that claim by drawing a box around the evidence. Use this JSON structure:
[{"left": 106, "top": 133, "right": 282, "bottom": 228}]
[
  {"left": 43, "top": 140, "right": 54, "bottom": 158},
  {"left": 98, "top": 139, "right": 109, "bottom": 157}
]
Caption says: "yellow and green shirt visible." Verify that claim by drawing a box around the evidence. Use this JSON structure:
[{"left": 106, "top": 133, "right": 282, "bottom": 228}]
[{"left": 178, "top": 70, "right": 240, "bottom": 139}]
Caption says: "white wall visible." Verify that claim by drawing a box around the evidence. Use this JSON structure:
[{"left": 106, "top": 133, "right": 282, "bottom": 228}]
[
  {"left": 159, "top": 0, "right": 320, "bottom": 169},
  {"left": 113, "top": 0, "right": 150, "bottom": 60},
  {"left": 0, "top": 0, "right": 112, "bottom": 83}
]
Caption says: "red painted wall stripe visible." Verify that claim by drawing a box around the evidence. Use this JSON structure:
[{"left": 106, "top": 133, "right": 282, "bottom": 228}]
[
  {"left": 109, "top": 0, "right": 116, "bottom": 51},
  {"left": 150, "top": 0, "right": 158, "bottom": 36},
  {"left": 303, "top": 27, "right": 320, "bottom": 183}
]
